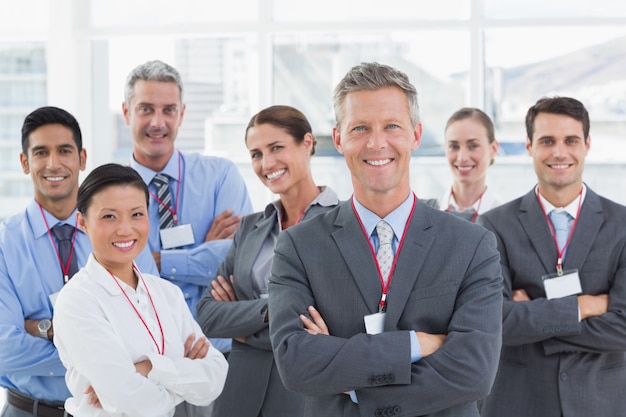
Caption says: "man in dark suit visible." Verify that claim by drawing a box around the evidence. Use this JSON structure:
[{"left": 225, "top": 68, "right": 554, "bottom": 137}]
[
  {"left": 478, "top": 96, "right": 626, "bottom": 417},
  {"left": 268, "top": 62, "right": 503, "bottom": 417}
]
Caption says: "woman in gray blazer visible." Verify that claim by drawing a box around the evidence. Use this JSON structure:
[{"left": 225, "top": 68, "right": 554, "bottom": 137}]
[{"left": 196, "top": 105, "right": 339, "bottom": 417}]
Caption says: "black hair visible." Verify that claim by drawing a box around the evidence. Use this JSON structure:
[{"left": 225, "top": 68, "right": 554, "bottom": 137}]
[
  {"left": 21, "top": 106, "right": 82, "bottom": 154},
  {"left": 77, "top": 163, "right": 148, "bottom": 215}
]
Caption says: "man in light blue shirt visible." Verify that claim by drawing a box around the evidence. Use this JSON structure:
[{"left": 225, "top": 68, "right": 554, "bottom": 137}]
[
  {"left": 0, "top": 106, "right": 158, "bottom": 417},
  {"left": 123, "top": 60, "right": 252, "bottom": 417}
]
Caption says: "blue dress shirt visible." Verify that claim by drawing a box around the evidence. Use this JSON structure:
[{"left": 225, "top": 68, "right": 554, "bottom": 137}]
[
  {"left": 131, "top": 151, "right": 253, "bottom": 316},
  {"left": 0, "top": 200, "right": 158, "bottom": 402}
]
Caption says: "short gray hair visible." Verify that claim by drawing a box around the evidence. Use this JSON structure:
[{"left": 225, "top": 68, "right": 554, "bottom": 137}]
[
  {"left": 332, "top": 62, "right": 420, "bottom": 128},
  {"left": 124, "top": 60, "right": 184, "bottom": 106}
]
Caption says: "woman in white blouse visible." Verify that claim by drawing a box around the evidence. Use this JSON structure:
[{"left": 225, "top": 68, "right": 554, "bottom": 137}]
[
  {"left": 53, "top": 163, "right": 227, "bottom": 417},
  {"left": 434, "top": 107, "right": 500, "bottom": 222}
]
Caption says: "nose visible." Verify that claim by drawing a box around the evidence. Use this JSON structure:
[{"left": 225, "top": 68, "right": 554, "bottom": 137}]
[
  {"left": 116, "top": 217, "right": 133, "bottom": 236},
  {"left": 262, "top": 153, "right": 276, "bottom": 171},
  {"left": 366, "top": 130, "right": 388, "bottom": 150},
  {"left": 150, "top": 110, "right": 165, "bottom": 129},
  {"left": 46, "top": 152, "right": 61, "bottom": 169},
  {"left": 457, "top": 147, "right": 469, "bottom": 161}
]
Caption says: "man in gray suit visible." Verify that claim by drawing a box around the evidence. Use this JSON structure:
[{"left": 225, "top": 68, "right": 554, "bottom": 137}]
[
  {"left": 268, "top": 62, "right": 503, "bottom": 417},
  {"left": 478, "top": 96, "right": 626, "bottom": 417}
]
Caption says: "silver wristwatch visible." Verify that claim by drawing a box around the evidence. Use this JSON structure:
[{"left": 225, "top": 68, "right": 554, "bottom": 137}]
[{"left": 38, "top": 319, "right": 52, "bottom": 339}]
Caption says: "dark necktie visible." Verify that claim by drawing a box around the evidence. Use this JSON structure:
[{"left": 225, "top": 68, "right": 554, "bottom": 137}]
[
  {"left": 51, "top": 224, "right": 79, "bottom": 280},
  {"left": 152, "top": 173, "right": 175, "bottom": 229}
]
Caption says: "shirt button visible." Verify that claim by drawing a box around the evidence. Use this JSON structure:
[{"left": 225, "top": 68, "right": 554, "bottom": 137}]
[
  {"left": 560, "top": 372, "right": 567, "bottom": 381},
  {"left": 170, "top": 268, "right": 176, "bottom": 274}
]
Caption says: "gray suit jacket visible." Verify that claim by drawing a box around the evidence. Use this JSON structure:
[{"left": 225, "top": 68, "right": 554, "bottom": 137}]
[
  {"left": 478, "top": 187, "right": 626, "bottom": 417},
  {"left": 269, "top": 199, "right": 503, "bottom": 417},
  {"left": 197, "top": 191, "right": 338, "bottom": 417}
]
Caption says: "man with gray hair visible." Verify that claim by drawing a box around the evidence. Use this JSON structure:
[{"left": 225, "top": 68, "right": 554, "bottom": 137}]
[
  {"left": 268, "top": 62, "right": 503, "bottom": 417},
  {"left": 122, "top": 60, "right": 253, "bottom": 417}
]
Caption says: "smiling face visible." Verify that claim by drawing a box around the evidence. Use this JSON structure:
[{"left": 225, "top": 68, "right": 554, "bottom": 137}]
[
  {"left": 123, "top": 80, "right": 186, "bottom": 171},
  {"left": 527, "top": 112, "right": 590, "bottom": 203},
  {"left": 20, "top": 124, "right": 86, "bottom": 213},
  {"left": 332, "top": 87, "right": 421, "bottom": 213},
  {"left": 246, "top": 123, "right": 313, "bottom": 195},
  {"left": 445, "top": 118, "right": 498, "bottom": 187},
  {"left": 77, "top": 184, "right": 150, "bottom": 278}
]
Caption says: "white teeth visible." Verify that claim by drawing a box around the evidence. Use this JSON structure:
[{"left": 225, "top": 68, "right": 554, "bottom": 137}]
[
  {"left": 367, "top": 159, "right": 391, "bottom": 166},
  {"left": 46, "top": 176, "right": 64, "bottom": 182},
  {"left": 147, "top": 133, "right": 166, "bottom": 138},
  {"left": 551, "top": 164, "right": 569, "bottom": 169},
  {"left": 113, "top": 241, "right": 134, "bottom": 248},
  {"left": 266, "top": 169, "right": 286, "bottom": 180},
  {"left": 457, "top": 166, "right": 473, "bottom": 171}
]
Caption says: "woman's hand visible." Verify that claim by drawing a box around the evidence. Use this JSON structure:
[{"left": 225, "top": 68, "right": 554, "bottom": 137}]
[
  {"left": 211, "top": 275, "right": 238, "bottom": 302},
  {"left": 184, "top": 334, "right": 210, "bottom": 359}
]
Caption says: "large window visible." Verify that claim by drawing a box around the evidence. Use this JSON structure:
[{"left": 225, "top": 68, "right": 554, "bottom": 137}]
[{"left": 2, "top": 0, "right": 626, "bottom": 220}]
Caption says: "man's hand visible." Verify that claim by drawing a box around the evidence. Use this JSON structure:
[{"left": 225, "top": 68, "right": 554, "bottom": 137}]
[
  {"left": 24, "top": 319, "right": 53, "bottom": 339},
  {"left": 211, "top": 275, "right": 238, "bottom": 302},
  {"left": 300, "top": 306, "right": 329, "bottom": 335},
  {"left": 184, "top": 333, "right": 210, "bottom": 360},
  {"left": 416, "top": 332, "right": 446, "bottom": 357},
  {"left": 512, "top": 289, "right": 531, "bottom": 302},
  {"left": 578, "top": 294, "right": 609, "bottom": 320},
  {"left": 152, "top": 251, "right": 161, "bottom": 271},
  {"left": 205, "top": 209, "right": 242, "bottom": 241}
]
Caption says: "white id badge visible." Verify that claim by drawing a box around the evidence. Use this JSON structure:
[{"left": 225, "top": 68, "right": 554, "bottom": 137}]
[
  {"left": 364, "top": 312, "right": 386, "bottom": 334},
  {"left": 542, "top": 269, "right": 582, "bottom": 300},
  {"left": 160, "top": 224, "right": 195, "bottom": 249},
  {"left": 49, "top": 291, "right": 60, "bottom": 308}
]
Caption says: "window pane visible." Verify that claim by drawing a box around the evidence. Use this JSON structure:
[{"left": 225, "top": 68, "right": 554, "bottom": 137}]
[
  {"left": 485, "top": 26, "right": 626, "bottom": 160},
  {"left": 0, "top": 1, "right": 48, "bottom": 34},
  {"left": 273, "top": 0, "right": 469, "bottom": 21},
  {"left": 90, "top": 0, "right": 258, "bottom": 27},
  {"left": 272, "top": 31, "right": 470, "bottom": 155},
  {"left": 485, "top": 0, "right": 626, "bottom": 19}
]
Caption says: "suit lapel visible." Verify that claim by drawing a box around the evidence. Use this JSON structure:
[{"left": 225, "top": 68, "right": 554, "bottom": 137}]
[
  {"left": 383, "top": 204, "right": 435, "bottom": 330},
  {"left": 563, "top": 188, "right": 603, "bottom": 272},
  {"left": 332, "top": 203, "right": 384, "bottom": 314},
  {"left": 236, "top": 214, "right": 276, "bottom": 300},
  {"left": 519, "top": 190, "right": 557, "bottom": 275}
]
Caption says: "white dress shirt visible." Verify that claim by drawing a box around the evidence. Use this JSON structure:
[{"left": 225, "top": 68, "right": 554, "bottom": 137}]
[{"left": 53, "top": 254, "right": 228, "bottom": 417}]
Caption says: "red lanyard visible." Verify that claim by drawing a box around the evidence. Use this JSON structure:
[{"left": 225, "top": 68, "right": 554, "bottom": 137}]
[
  {"left": 38, "top": 204, "right": 77, "bottom": 284},
  {"left": 108, "top": 265, "right": 165, "bottom": 355},
  {"left": 352, "top": 193, "right": 416, "bottom": 312},
  {"left": 536, "top": 188, "right": 583, "bottom": 276},
  {"left": 148, "top": 151, "right": 182, "bottom": 225},
  {"left": 446, "top": 187, "right": 485, "bottom": 223}
]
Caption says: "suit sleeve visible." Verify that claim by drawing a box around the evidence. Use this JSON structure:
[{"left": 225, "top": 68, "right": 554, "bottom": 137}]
[
  {"left": 477, "top": 215, "right": 581, "bottom": 347},
  {"left": 543, "top": 240, "right": 626, "bottom": 355},
  {"left": 197, "top": 219, "right": 270, "bottom": 350},
  {"left": 269, "top": 229, "right": 503, "bottom": 416}
]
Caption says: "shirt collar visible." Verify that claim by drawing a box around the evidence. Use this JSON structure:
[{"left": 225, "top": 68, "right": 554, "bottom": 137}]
[
  {"left": 267, "top": 186, "right": 340, "bottom": 222},
  {"left": 352, "top": 192, "right": 414, "bottom": 241},
  {"left": 130, "top": 150, "right": 180, "bottom": 184},
  {"left": 27, "top": 199, "right": 79, "bottom": 239},
  {"left": 440, "top": 187, "right": 496, "bottom": 215},
  {"left": 536, "top": 183, "right": 587, "bottom": 219}
]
